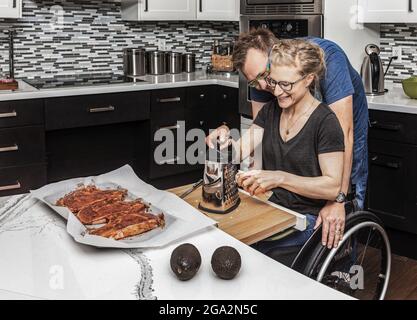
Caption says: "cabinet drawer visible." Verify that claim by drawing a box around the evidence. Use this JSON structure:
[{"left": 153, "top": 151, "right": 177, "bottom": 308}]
[
  {"left": 186, "top": 86, "right": 215, "bottom": 110},
  {"left": 368, "top": 139, "right": 417, "bottom": 234},
  {"left": 0, "top": 126, "right": 45, "bottom": 167},
  {"left": 0, "top": 164, "right": 47, "bottom": 197},
  {"left": 151, "top": 88, "right": 186, "bottom": 119},
  {"left": 47, "top": 158, "right": 136, "bottom": 183},
  {"left": 0, "top": 99, "right": 44, "bottom": 129},
  {"left": 369, "top": 110, "right": 417, "bottom": 145},
  {"left": 45, "top": 91, "right": 150, "bottom": 130},
  {"left": 46, "top": 123, "right": 139, "bottom": 161}
]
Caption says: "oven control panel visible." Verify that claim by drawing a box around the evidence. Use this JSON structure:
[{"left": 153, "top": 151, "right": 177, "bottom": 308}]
[{"left": 250, "top": 20, "right": 309, "bottom": 38}]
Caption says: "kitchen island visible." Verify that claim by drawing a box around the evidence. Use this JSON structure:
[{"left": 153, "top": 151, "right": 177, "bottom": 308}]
[{"left": 0, "top": 193, "right": 350, "bottom": 300}]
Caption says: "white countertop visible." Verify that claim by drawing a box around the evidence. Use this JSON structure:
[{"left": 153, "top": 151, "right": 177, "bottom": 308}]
[
  {"left": 4, "top": 73, "right": 416, "bottom": 116},
  {"left": 367, "top": 85, "right": 417, "bottom": 115},
  {"left": 0, "top": 71, "right": 238, "bottom": 102},
  {"left": 0, "top": 194, "right": 350, "bottom": 300}
]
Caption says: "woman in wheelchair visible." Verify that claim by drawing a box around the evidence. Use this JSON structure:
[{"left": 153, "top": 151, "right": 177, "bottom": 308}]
[
  {"left": 207, "top": 39, "right": 391, "bottom": 299},
  {"left": 208, "top": 39, "right": 345, "bottom": 253}
]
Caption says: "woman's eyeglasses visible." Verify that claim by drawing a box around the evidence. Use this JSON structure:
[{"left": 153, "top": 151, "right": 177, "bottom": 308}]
[{"left": 265, "top": 74, "right": 308, "bottom": 92}]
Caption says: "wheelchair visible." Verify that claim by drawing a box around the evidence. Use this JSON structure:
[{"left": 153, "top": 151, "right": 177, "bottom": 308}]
[{"left": 265, "top": 202, "right": 391, "bottom": 300}]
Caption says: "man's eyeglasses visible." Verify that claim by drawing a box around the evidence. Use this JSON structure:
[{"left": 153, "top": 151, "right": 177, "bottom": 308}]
[
  {"left": 265, "top": 74, "right": 308, "bottom": 92},
  {"left": 247, "top": 65, "right": 270, "bottom": 88},
  {"left": 247, "top": 46, "right": 273, "bottom": 89}
]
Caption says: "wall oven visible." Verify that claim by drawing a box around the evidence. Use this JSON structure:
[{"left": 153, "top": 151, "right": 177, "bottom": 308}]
[{"left": 239, "top": 0, "right": 324, "bottom": 117}]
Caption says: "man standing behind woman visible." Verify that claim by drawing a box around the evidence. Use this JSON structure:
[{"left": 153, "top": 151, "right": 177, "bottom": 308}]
[
  {"left": 207, "top": 39, "right": 345, "bottom": 259},
  {"left": 233, "top": 29, "right": 369, "bottom": 249}
]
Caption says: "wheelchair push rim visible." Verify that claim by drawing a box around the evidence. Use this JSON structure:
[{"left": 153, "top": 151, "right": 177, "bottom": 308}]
[{"left": 316, "top": 221, "right": 391, "bottom": 300}]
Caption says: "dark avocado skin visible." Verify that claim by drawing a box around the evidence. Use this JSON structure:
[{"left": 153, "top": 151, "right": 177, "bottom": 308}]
[
  {"left": 211, "top": 246, "right": 241, "bottom": 280},
  {"left": 170, "top": 243, "right": 202, "bottom": 281}
]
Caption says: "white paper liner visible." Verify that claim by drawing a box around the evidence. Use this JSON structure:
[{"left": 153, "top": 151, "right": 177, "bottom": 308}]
[{"left": 30, "top": 165, "right": 216, "bottom": 248}]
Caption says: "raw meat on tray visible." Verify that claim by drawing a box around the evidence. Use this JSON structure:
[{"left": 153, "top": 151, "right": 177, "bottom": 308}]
[{"left": 55, "top": 185, "right": 165, "bottom": 240}]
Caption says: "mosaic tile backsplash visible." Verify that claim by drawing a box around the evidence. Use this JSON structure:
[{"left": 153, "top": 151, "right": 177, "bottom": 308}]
[
  {"left": 380, "top": 24, "right": 417, "bottom": 84},
  {"left": 0, "top": 0, "right": 238, "bottom": 79}
]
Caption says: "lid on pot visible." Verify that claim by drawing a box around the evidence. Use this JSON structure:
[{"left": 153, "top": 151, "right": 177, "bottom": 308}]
[
  {"left": 123, "top": 48, "right": 145, "bottom": 55},
  {"left": 147, "top": 50, "right": 167, "bottom": 57},
  {"left": 166, "top": 51, "right": 182, "bottom": 58}
]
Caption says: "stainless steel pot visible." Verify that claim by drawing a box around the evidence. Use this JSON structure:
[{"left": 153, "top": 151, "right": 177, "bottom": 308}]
[
  {"left": 147, "top": 50, "right": 166, "bottom": 75},
  {"left": 123, "top": 48, "right": 146, "bottom": 77},
  {"left": 182, "top": 53, "right": 196, "bottom": 73},
  {"left": 166, "top": 52, "right": 183, "bottom": 74}
]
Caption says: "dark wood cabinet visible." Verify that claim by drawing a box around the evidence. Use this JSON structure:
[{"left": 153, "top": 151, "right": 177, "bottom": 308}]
[
  {"left": 0, "top": 126, "right": 45, "bottom": 167},
  {"left": 2, "top": 85, "right": 239, "bottom": 194},
  {"left": 368, "top": 139, "right": 417, "bottom": 233},
  {"left": 369, "top": 109, "right": 417, "bottom": 145},
  {"left": 0, "top": 164, "right": 47, "bottom": 197},
  {"left": 45, "top": 91, "right": 150, "bottom": 130},
  {"left": 0, "top": 99, "right": 44, "bottom": 128},
  {"left": 0, "top": 99, "right": 46, "bottom": 196},
  {"left": 149, "top": 86, "right": 240, "bottom": 181},
  {"left": 46, "top": 122, "right": 146, "bottom": 183},
  {"left": 368, "top": 110, "right": 417, "bottom": 234},
  {"left": 217, "top": 86, "right": 240, "bottom": 131}
]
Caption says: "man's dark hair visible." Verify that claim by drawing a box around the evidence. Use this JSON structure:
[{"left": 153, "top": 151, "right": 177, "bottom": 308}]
[{"left": 232, "top": 28, "right": 278, "bottom": 71}]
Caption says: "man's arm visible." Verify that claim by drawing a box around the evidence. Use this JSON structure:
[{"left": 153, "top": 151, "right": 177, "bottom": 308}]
[
  {"left": 252, "top": 101, "right": 266, "bottom": 120},
  {"left": 329, "top": 95, "right": 354, "bottom": 196},
  {"left": 315, "top": 95, "right": 354, "bottom": 249}
]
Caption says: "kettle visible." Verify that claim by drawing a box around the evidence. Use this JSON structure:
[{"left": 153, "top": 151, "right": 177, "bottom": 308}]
[
  {"left": 199, "top": 142, "right": 240, "bottom": 214},
  {"left": 361, "top": 44, "right": 386, "bottom": 96},
  {"left": 360, "top": 44, "right": 397, "bottom": 96}
]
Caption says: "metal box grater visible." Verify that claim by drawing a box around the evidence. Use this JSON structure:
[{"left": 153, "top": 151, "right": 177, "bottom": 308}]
[{"left": 199, "top": 144, "right": 240, "bottom": 214}]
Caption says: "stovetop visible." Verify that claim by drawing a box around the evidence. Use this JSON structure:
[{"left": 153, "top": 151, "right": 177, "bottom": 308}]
[{"left": 23, "top": 73, "right": 145, "bottom": 90}]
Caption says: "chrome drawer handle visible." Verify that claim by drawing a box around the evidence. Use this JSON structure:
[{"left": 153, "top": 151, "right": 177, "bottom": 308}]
[
  {"left": 0, "top": 144, "right": 18, "bottom": 153},
  {"left": 158, "top": 124, "right": 180, "bottom": 130},
  {"left": 200, "top": 94, "right": 205, "bottom": 99},
  {"left": 0, "top": 111, "right": 17, "bottom": 118},
  {"left": 0, "top": 181, "right": 21, "bottom": 192},
  {"left": 410, "top": 0, "right": 414, "bottom": 12},
  {"left": 156, "top": 157, "right": 179, "bottom": 165},
  {"left": 88, "top": 106, "right": 115, "bottom": 113},
  {"left": 158, "top": 97, "right": 181, "bottom": 103}
]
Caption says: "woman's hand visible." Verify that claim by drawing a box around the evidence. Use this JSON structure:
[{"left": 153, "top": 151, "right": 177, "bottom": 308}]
[
  {"left": 236, "top": 170, "right": 285, "bottom": 196},
  {"left": 314, "top": 201, "right": 346, "bottom": 249},
  {"left": 205, "top": 124, "right": 230, "bottom": 149}
]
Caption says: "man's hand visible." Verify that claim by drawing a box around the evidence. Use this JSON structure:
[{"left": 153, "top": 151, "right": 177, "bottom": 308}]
[{"left": 314, "top": 201, "right": 346, "bottom": 249}]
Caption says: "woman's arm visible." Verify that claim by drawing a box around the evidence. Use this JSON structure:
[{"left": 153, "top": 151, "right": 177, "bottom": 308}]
[{"left": 239, "top": 151, "right": 344, "bottom": 201}]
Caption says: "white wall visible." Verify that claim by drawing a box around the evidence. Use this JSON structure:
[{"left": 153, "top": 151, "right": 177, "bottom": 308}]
[{"left": 324, "top": 0, "right": 380, "bottom": 72}]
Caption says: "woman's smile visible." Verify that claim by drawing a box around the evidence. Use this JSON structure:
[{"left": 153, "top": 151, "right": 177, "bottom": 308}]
[{"left": 278, "top": 94, "right": 293, "bottom": 106}]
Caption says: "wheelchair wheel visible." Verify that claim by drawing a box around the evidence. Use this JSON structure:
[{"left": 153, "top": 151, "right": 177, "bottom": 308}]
[{"left": 292, "top": 211, "right": 391, "bottom": 300}]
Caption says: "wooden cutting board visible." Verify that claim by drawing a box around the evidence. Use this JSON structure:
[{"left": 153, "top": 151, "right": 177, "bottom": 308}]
[{"left": 169, "top": 184, "right": 297, "bottom": 245}]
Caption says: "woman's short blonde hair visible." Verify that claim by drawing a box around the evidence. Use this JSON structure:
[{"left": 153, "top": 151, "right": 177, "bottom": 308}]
[{"left": 269, "top": 39, "right": 326, "bottom": 91}]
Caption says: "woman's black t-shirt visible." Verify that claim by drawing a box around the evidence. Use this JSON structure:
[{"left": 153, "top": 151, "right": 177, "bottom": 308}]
[{"left": 253, "top": 100, "right": 345, "bottom": 216}]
